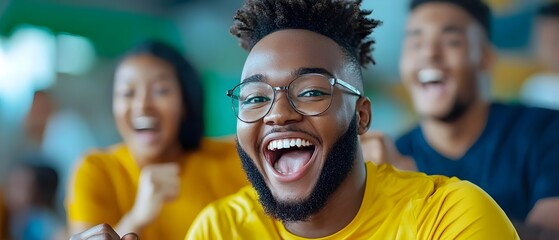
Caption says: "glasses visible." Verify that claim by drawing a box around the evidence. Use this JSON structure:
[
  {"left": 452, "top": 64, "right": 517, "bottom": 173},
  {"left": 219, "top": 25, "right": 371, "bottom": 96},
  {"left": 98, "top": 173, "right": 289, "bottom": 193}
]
[{"left": 226, "top": 73, "right": 362, "bottom": 123}]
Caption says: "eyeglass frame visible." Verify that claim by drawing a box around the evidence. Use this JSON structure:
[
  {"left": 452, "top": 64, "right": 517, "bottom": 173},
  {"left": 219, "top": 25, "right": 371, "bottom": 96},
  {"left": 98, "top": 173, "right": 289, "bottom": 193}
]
[{"left": 225, "top": 73, "right": 363, "bottom": 123}]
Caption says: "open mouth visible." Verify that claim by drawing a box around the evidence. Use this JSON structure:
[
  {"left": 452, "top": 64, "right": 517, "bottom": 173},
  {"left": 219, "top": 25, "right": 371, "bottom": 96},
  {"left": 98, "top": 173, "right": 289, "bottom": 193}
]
[
  {"left": 418, "top": 68, "right": 444, "bottom": 85},
  {"left": 132, "top": 116, "right": 160, "bottom": 132},
  {"left": 264, "top": 138, "right": 317, "bottom": 175},
  {"left": 131, "top": 116, "right": 161, "bottom": 145}
]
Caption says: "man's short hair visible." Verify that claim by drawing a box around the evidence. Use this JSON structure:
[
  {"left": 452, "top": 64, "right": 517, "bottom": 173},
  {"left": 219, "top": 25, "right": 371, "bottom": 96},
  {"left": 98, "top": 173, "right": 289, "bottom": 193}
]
[
  {"left": 537, "top": 2, "right": 559, "bottom": 18},
  {"left": 230, "top": 0, "right": 381, "bottom": 67},
  {"left": 410, "top": 0, "right": 492, "bottom": 38}
]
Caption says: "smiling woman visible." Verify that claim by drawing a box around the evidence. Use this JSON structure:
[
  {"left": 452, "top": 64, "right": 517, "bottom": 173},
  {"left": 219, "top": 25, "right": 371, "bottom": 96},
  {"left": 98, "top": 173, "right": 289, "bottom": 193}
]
[{"left": 65, "top": 40, "right": 248, "bottom": 240}]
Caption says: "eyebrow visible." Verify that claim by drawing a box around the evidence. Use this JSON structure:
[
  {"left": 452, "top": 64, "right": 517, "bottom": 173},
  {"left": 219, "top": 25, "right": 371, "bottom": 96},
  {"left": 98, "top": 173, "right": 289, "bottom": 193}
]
[
  {"left": 441, "top": 25, "right": 465, "bottom": 35},
  {"left": 240, "top": 67, "right": 334, "bottom": 84},
  {"left": 241, "top": 74, "right": 263, "bottom": 83},
  {"left": 292, "top": 67, "right": 333, "bottom": 77},
  {"left": 405, "top": 28, "right": 422, "bottom": 37},
  {"left": 405, "top": 24, "right": 465, "bottom": 37}
]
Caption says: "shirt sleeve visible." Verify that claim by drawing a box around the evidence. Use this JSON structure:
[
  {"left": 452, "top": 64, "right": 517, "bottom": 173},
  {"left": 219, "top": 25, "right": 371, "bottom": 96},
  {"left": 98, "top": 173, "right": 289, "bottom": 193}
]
[
  {"left": 416, "top": 181, "right": 519, "bottom": 239},
  {"left": 65, "top": 153, "right": 121, "bottom": 226}
]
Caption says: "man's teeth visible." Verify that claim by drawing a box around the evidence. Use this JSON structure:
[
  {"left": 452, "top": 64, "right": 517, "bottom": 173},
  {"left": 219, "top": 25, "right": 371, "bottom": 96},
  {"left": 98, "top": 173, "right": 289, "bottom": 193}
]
[
  {"left": 133, "top": 116, "right": 157, "bottom": 130},
  {"left": 267, "top": 138, "right": 313, "bottom": 151},
  {"left": 418, "top": 68, "right": 443, "bottom": 84}
]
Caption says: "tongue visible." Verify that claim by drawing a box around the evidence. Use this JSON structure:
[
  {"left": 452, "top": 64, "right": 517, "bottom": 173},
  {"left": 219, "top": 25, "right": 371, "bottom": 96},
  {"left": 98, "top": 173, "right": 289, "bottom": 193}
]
[
  {"left": 423, "top": 82, "right": 446, "bottom": 99},
  {"left": 275, "top": 150, "right": 312, "bottom": 174}
]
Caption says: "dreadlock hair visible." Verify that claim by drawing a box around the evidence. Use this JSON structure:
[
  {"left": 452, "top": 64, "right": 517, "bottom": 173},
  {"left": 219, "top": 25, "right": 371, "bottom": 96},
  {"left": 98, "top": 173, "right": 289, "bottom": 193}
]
[{"left": 230, "top": 0, "right": 381, "bottom": 68}]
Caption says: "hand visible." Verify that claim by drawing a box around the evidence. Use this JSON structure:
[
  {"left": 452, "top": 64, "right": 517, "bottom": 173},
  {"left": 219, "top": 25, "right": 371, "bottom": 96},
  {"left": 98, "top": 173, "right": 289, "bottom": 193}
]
[
  {"left": 70, "top": 224, "right": 139, "bottom": 240},
  {"left": 129, "top": 162, "right": 180, "bottom": 228},
  {"left": 359, "top": 131, "right": 417, "bottom": 171}
]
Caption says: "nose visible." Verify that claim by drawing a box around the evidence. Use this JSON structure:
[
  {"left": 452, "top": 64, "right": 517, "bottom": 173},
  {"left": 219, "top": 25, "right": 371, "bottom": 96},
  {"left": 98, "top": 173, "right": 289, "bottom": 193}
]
[
  {"left": 263, "top": 91, "right": 303, "bottom": 126},
  {"left": 421, "top": 40, "right": 442, "bottom": 64},
  {"left": 133, "top": 89, "right": 153, "bottom": 114}
]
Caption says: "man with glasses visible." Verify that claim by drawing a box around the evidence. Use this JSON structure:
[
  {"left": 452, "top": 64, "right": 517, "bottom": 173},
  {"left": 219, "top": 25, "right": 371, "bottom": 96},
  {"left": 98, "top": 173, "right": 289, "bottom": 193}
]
[
  {"left": 184, "top": 0, "right": 517, "bottom": 238},
  {"left": 70, "top": 0, "right": 518, "bottom": 239}
]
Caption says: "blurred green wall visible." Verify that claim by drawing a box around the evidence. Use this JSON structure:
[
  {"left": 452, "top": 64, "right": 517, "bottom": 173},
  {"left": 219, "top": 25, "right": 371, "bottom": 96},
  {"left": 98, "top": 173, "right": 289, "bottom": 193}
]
[{"left": 0, "top": 0, "right": 238, "bottom": 138}]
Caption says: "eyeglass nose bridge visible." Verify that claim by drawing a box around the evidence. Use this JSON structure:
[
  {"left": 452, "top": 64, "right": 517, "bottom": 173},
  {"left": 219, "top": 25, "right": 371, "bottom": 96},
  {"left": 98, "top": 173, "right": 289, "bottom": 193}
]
[
  {"left": 267, "top": 85, "right": 300, "bottom": 116},
  {"left": 272, "top": 85, "right": 289, "bottom": 92}
]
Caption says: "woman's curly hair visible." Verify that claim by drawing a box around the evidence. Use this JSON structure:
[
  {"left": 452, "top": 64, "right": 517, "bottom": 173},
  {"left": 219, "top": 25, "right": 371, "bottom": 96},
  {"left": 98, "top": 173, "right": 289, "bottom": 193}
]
[{"left": 230, "top": 0, "right": 381, "bottom": 67}]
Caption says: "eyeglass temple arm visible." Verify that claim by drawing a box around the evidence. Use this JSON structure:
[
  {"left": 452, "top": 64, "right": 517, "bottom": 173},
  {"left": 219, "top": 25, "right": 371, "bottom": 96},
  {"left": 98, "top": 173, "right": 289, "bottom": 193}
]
[
  {"left": 226, "top": 90, "right": 240, "bottom": 100},
  {"left": 335, "top": 79, "right": 362, "bottom": 96}
]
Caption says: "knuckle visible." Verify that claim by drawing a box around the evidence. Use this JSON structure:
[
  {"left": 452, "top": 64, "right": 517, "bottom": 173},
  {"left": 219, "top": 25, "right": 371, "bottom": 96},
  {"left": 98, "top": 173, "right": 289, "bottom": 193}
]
[
  {"left": 99, "top": 223, "right": 112, "bottom": 232},
  {"left": 123, "top": 233, "right": 140, "bottom": 240}
]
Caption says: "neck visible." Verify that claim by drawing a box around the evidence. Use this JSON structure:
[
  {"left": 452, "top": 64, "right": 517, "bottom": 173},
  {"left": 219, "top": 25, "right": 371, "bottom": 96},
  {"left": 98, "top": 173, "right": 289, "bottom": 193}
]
[
  {"left": 134, "top": 143, "right": 185, "bottom": 169},
  {"left": 284, "top": 154, "right": 367, "bottom": 238},
  {"left": 421, "top": 100, "right": 489, "bottom": 159}
]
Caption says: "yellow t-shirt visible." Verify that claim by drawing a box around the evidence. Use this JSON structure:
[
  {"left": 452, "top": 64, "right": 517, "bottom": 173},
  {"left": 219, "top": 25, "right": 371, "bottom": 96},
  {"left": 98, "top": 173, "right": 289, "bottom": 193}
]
[
  {"left": 66, "top": 138, "right": 248, "bottom": 240},
  {"left": 186, "top": 162, "right": 519, "bottom": 239}
]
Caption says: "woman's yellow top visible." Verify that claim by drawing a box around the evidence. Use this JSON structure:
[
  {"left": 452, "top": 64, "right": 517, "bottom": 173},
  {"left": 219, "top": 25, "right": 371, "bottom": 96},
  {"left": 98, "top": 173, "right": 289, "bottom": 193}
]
[{"left": 66, "top": 138, "right": 247, "bottom": 240}]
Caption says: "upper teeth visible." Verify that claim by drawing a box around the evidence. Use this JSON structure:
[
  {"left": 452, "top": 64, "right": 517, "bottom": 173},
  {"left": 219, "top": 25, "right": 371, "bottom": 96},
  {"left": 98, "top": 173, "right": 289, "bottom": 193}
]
[
  {"left": 133, "top": 116, "right": 157, "bottom": 130},
  {"left": 267, "top": 138, "right": 313, "bottom": 151},
  {"left": 418, "top": 68, "right": 443, "bottom": 84}
]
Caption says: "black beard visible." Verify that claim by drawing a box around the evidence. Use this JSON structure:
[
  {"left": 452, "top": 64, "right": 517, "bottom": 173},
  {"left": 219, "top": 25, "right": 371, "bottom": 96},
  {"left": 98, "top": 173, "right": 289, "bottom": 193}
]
[
  {"left": 236, "top": 116, "right": 358, "bottom": 223},
  {"left": 429, "top": 98, "right": 469, "bottom": 123}
]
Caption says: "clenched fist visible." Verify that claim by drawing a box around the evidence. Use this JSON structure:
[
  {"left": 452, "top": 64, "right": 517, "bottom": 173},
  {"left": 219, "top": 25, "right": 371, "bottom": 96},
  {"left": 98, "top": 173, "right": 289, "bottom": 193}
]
[
  {"left": 129, "top": 162, "right": 180, "bottom": 228},
  {"left": 359, "top": 131, "right": 417, "bottom": 171},
  {"left": 70, "top": 224, "right": 139, "bottom": 240}
]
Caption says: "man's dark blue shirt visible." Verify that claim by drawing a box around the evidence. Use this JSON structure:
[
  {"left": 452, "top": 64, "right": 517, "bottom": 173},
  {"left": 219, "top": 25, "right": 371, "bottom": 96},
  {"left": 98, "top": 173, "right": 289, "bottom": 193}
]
[{"left": 397, "top": 103, "right": 559, "bottom": 221}]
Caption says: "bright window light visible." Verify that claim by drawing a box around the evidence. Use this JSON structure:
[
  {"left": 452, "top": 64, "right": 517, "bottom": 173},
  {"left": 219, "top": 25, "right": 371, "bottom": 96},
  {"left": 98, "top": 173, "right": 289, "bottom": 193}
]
[
  {"left": 56, "top": 33, "right": 96, "bottom": 75},
  {"left": 0, "top": 25, "right": 56, "bottom": 123}
]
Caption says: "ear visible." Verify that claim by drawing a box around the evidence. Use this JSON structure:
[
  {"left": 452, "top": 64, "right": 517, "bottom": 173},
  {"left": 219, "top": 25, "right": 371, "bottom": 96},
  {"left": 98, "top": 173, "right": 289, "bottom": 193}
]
[
  {"left": 355, "top": 97, "right": 372, "bottom": 135},
  {"left": 480, "top": 41, "right": 496, "bottom": 72}
]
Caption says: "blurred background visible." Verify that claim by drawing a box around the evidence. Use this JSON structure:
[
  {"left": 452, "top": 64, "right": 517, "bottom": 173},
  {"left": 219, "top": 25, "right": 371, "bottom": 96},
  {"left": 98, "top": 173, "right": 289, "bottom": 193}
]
[{"left": 0, "top": 0, "right": 554, "bottom": 234}]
